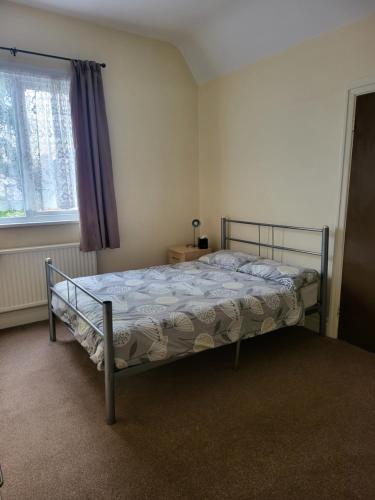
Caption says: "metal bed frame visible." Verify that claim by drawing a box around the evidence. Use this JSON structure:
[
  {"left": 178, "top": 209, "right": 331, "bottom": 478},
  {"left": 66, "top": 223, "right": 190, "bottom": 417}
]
[{"left": 45, "top": 217, "right": 329, "bottom": 425}]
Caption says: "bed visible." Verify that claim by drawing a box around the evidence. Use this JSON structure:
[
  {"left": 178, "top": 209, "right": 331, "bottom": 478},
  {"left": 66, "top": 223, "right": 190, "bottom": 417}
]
[{"left": 45, "top": 218, "right": 329, "bottom": 424}]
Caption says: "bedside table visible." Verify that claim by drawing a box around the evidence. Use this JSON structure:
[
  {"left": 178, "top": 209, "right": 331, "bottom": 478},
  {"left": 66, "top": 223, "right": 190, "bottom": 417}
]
[{"left": 168, "top": 245, "right": 212, "bottom": 264}]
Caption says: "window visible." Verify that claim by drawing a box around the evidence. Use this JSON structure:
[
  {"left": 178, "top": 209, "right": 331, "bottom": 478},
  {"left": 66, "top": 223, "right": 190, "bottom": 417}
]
[{"left": 0, "top": 63, "right": 78, "bottom": 226}]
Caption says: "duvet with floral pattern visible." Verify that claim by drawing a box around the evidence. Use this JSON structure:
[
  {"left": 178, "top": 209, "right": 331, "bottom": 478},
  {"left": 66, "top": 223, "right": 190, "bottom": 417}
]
[{"left": 52, "top": 252, "right": 318, "bottom": 370}]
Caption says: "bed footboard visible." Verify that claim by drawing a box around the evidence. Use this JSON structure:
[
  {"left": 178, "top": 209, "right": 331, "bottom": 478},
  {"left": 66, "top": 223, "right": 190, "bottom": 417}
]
[
  {"left": 45, "top": 258, "right": 56, "bottom": 342},
  {"left": 45, "top": 258, "right": 116, "bottom": 424}
]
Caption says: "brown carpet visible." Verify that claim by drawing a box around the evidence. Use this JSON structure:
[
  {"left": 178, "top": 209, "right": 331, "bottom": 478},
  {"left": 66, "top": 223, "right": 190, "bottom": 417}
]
[{"left": 1, "top": 322, "right": 375, "bottom": 500}]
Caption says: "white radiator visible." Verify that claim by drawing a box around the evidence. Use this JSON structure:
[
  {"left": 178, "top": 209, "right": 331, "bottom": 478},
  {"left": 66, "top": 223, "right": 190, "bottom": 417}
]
[{"left": 0, "top": 243, "right": 97, "bottom": 313}]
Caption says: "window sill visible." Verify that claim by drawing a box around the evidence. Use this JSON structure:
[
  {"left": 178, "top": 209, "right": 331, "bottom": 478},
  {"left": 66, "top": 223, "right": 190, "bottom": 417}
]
[{"left": 0, "top": 219, "right": 80, "bottom": 229}]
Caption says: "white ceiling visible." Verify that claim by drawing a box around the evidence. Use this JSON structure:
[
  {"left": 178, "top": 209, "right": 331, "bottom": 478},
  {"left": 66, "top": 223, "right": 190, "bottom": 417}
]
[{"left": 9, "top": 0, "right": 375, "bottom": 83}]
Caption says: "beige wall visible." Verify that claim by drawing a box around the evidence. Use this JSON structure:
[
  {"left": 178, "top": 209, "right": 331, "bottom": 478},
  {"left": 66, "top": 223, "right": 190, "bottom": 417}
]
[
  {"left": 0, "top": 1, "right": 198, "bottom": 327},
  {"left": 2, "top": 2, "right": 375, "bottom": 333},
  {"left": 198, "top": 15, "right": 375, "bottom": 336}
]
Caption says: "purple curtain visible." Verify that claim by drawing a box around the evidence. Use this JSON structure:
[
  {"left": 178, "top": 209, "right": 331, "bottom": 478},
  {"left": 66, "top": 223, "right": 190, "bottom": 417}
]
[{"left": 70, "top": 60, "right": 120, "bottom": 252}]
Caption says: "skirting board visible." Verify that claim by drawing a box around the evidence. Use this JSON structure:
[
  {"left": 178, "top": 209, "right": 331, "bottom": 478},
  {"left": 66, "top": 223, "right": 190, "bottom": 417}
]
[{"left": 0, "top": 306, "right": 48, "bottom": 330}]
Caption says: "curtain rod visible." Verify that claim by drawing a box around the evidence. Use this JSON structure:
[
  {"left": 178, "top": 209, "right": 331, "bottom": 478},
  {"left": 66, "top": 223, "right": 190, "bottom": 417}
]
[{"left": 0, "top": 46, "right": 106, "bottom": 68}]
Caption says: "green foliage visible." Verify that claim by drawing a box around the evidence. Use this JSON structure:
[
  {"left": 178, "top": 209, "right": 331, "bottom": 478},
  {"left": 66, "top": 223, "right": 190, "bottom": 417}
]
[{"left": 0, "top": 209, "right": 25, "bottom": 218}]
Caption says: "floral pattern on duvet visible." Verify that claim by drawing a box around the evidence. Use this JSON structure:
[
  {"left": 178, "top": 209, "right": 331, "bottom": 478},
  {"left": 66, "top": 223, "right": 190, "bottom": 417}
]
[{"left": 52, "top": 261, "right": 304, "bottom": 370}]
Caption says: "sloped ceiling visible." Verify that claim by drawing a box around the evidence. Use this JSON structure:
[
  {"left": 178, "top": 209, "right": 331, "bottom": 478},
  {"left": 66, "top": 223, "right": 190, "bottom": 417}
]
[{"left": 7, "top": 0, "right": 375, "bottom": 83}]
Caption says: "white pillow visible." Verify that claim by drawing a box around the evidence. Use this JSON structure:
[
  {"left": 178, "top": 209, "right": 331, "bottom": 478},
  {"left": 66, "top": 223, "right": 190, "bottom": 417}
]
[{"left": 199, "top": 250, "right": 258, "bottom": 271}]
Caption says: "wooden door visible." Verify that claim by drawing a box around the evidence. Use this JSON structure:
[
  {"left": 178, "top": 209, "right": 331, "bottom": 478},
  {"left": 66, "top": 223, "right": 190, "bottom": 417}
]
[{"left": 339, "top": 92, "right": 375, "bottom": 351}]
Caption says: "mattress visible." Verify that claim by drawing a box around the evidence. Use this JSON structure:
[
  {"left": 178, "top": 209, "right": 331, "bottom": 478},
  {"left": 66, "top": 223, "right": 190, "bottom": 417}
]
[{"left": 52, "top": 261, "right": 312, "bottom": 371}]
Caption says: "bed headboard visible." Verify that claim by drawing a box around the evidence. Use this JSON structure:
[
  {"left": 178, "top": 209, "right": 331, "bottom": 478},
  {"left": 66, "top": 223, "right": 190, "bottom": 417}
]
[{"left": 220, "top": 217, "right": 329, "bottom": 335}]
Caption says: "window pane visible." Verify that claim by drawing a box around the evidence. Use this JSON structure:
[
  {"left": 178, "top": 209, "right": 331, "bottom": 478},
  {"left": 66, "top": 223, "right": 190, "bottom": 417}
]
[
  {"left": 0, "top": 74, "right": 26, "bottom": 218},
  {"left": 0, "top": 64, "right": 77, "bottom": 223},
  {"left": 24, "top": 81, "right": 77, "bottom": 213}
]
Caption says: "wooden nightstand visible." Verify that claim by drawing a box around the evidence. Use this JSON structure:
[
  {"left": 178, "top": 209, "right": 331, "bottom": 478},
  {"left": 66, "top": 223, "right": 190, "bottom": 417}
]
[{"left": 168, "top": 245, "right": 212, "bottom": 264}]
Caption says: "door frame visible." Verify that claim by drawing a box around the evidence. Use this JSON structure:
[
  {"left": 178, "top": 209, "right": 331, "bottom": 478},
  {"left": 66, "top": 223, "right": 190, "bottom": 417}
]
[{"left": 329, "top": 77, "right": 375, "bottom": 338}]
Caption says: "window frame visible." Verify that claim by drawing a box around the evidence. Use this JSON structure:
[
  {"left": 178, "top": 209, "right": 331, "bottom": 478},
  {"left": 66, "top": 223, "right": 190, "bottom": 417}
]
[
  {"left": 0, "top": 61, "right": 79, "bottom": 228},
  {"left": 0, "top": 211, "right": 79, "bottom": 228}
]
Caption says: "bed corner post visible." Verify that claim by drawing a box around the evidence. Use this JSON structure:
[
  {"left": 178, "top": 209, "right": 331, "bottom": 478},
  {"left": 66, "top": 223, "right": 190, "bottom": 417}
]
[
  {"left": 221, "top": 216, "right": 242, "bottom": 370},
  {"left": 103, "top": 300, "right": 116, "bottom": 425},
  {"left": 234, "top": 338, "right": 241, "bottom": 371},
  {"left": 221, "top": 216, "right": 228, "bottom": 250},
  {"left": 319, "top": 226, "right": 329, "bottom": 336},
  {"left": 45, "top": 258, "right": 56, "bottom": 342}
]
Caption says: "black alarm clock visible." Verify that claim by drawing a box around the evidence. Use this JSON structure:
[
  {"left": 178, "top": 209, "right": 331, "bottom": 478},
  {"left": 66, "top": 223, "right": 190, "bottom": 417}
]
[{"left": 198, "top": 236, "right": 208, "bottom": 249}]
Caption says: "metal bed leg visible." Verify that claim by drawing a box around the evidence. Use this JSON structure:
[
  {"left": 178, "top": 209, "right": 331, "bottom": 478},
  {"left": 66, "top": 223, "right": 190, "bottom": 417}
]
[
  {"left": 319, "top": 310, "right": 326, "bottom": 337},
  {"left": 319, "top": 226, "right": 329, "bottom": 336},
  {"left": 221, "top": 216, "right": 228, "bottom": 250},
  {"left": 103, "top": 301, "right": 116, "bottom": 425},
  {"left": 45, "top": 258, "right": 56, "bottom": 342},
  {"left": 234, "top": 339, "right": 241, "bottom": 371}
]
